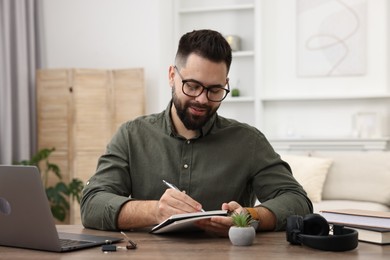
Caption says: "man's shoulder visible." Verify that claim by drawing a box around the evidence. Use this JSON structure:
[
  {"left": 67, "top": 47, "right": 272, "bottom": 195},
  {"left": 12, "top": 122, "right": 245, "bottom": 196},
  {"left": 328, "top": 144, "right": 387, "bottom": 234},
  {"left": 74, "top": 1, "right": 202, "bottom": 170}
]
[
  {"left": 216, "top": 115, "right": 259, "bottom": 133},
  {"left": 213, "top": 115, "right": 268, "bottom": 141},
  {"left": 213, "top": 115, "right": 273, "bottom": 151}
]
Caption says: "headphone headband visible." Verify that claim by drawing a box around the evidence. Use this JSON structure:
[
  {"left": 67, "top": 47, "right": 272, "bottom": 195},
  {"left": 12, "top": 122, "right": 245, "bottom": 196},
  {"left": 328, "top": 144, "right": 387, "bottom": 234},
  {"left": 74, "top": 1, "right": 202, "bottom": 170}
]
[{"left": 286, "top": 214, "right": 358, "bottom": 252}]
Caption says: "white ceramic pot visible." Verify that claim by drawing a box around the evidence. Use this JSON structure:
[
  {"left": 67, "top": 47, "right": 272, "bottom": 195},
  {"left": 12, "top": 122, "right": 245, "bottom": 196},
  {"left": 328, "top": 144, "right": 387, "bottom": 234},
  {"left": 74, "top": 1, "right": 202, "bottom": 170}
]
[{"left": 228, "top": 226, "right": 256, "bottom": 246}]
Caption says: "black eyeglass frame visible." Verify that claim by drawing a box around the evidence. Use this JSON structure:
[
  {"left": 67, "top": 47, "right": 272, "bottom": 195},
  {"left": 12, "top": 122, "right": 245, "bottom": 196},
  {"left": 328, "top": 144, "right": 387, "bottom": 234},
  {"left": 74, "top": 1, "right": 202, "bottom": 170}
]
[{"left": 174, "top": 66, "right": 230, "bottom": 102}]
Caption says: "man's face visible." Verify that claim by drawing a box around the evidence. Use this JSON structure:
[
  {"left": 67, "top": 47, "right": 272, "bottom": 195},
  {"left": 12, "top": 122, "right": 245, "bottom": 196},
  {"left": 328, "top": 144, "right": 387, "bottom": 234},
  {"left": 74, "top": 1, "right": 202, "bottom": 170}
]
[{"left": 170, "top": 54, "right": 228, "bottom": 130}]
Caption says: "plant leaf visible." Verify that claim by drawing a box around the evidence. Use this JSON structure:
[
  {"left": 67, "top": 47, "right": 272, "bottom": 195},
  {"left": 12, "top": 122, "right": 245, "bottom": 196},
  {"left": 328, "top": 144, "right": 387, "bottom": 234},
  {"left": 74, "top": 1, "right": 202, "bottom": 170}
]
[
  {"left": 68, "top": 178, "right": 84, "bottom": 203},
  {"left": 51, "top": 204, "right": 67, "bottom": 222},
  {"left": 231, "top": 212, "right": 253, "bottom": 227},
  {"left": 47, "top": 162, "right": 62, "bottom": 179},
  {"left": 30, "top": 148, "right": 55, "bottom": 165}
]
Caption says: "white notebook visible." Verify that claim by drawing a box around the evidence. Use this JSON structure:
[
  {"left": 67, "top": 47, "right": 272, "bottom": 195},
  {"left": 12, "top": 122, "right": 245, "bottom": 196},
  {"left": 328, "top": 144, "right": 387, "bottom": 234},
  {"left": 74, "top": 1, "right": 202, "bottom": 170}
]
[{"left": 150, "top": 210, "right": 228, "bottom": 234}]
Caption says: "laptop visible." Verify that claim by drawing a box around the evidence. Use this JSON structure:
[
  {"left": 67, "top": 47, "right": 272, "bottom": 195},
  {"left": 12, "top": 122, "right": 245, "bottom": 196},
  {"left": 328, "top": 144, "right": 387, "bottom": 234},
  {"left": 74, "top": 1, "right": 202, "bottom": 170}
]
[{"left": 0, "top": 165, "right": 122, "bottom": 252}]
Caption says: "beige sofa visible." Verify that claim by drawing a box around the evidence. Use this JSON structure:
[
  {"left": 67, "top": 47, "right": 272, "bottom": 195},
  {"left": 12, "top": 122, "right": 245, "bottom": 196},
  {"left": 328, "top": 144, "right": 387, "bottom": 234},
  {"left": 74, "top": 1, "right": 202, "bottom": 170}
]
[{"left": 280, "top": 151, "right": 390, "bottom": 213}]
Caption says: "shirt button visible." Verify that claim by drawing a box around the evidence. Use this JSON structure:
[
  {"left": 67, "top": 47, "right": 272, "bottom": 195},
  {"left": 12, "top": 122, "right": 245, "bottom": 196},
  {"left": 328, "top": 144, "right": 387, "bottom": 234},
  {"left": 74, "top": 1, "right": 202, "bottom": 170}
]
[
  {"left": 187, "top": 140, "right": 191, "bottom": 144},
  {"left": 183, "top": 164, "right": 189, "bottom": 169}
]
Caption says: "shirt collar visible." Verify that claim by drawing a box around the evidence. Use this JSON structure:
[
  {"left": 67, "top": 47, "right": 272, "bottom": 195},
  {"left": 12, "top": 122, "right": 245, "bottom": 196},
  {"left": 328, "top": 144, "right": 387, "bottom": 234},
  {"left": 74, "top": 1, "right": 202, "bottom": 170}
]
[{"left": 164, "top": 100, "right": 217, "bottom": 139}]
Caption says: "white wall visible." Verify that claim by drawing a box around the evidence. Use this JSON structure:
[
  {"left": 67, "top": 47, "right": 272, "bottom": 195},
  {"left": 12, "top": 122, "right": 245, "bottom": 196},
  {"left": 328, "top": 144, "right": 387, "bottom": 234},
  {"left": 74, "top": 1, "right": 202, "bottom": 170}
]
[
  {"left": 40, "top": 0, "right": 390, "bottom": 139},
  {"left": 41, "top": 0, "right": 174, "bottom": 114},
  {"left": 260, "top": 0, "right": 390, "bottom": 139}
]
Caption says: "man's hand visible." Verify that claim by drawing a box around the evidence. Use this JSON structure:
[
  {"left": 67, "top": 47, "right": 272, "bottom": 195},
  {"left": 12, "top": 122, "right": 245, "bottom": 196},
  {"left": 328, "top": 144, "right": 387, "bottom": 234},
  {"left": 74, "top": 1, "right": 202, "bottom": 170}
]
[
  {"left": 117, "top": 189, "right": 204, "bottom": 230},
  {"left": 194, "top": 201, "right": 277, "bottom": 236},
  {"left": 194, "top": 201, "right": 245, "bottom": 237},
  {"left": 155, "top": 188, "right": 204, "bottom": 223}
]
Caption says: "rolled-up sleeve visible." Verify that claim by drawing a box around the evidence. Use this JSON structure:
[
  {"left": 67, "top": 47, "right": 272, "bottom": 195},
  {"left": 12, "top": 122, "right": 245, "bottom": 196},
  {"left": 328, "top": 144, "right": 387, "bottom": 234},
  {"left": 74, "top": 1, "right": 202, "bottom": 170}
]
[
  {"left": 80, "top": 123, "right": 133, "bottom": 230},
  {"left": 250, "top": 136, "right": 313, "bottom": 231}
]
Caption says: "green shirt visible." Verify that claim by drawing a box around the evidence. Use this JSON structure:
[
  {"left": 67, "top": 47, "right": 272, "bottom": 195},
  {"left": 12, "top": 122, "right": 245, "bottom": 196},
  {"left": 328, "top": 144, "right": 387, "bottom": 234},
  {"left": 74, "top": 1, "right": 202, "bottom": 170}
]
[{"left": 80, "top": 102, "right": 312, "bottom": 231}]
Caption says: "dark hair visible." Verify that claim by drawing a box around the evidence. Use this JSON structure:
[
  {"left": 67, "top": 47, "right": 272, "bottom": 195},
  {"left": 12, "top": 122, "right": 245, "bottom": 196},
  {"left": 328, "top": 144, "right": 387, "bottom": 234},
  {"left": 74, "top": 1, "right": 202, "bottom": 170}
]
[{"left": 175, "top": 29, "right": 232, "bottom": 73}]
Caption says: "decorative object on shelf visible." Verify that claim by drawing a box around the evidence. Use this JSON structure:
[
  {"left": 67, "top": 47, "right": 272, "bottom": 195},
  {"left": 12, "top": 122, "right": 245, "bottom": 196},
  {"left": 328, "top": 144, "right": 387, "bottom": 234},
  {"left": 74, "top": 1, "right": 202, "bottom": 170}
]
[
  {"left": 231, "top": 88, "right": 240, "bottom": 97},
  {"left": 297, "top": 0, "right": 366, "bottom": 77},
  {"left": 225, "top": 35, "right": 241, "bottom": 52},
  {"left": 228, "top": 212, "right": 256, "bottom": 246},
  {"left": 15, "top": 148, "right": 84, "bottom": 222},
  {"left": 352, "top": 112, "right": 380, "bottom": 138}
]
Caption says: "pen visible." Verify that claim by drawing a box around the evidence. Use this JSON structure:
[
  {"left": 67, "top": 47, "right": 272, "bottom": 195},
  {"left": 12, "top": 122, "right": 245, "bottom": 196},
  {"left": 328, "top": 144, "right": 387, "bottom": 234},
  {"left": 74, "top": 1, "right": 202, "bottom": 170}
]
[
  {"left": 162, "top": 179, "right": 205, "bottom": 212},
  {"left": 162, "top": 179, "right": 180, "bottom": 191}
]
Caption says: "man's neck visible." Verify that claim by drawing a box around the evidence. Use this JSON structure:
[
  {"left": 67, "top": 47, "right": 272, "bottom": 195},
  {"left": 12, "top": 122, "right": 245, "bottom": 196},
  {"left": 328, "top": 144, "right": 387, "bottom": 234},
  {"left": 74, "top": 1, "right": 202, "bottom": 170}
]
[{"left": 170, "top": 105, "right": 198, "bottom": 140}]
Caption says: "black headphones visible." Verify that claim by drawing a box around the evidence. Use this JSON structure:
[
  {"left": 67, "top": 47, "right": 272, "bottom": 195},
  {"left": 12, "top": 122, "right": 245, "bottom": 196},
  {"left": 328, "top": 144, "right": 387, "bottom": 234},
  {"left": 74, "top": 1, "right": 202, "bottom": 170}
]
[{"left": 286, "top": 214, "right": 358, "bottom": 251}]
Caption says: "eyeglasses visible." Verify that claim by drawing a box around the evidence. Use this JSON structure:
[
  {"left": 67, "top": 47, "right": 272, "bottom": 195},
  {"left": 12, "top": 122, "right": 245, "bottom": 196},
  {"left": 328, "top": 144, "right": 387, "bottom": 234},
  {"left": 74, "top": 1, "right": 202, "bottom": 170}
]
[{"left": 174, "top": 66, "right": 230, "bottom": 102}]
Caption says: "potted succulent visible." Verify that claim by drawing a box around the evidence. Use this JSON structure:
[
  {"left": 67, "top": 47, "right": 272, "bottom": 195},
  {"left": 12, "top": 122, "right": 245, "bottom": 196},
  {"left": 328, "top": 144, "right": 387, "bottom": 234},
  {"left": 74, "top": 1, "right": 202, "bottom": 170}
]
[
  {"left": 228, "top": 212, "right": 256, "bottom": 246},
  {"left": 231, "top": 88, "right": 240, "bottom": 97}
]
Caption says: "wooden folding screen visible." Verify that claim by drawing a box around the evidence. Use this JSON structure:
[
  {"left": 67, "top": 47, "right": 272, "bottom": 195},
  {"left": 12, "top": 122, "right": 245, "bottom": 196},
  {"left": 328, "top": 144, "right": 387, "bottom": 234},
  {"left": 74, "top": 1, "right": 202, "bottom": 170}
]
[{"left": 36, "top": 68, "right": 145, "bottom": 223}]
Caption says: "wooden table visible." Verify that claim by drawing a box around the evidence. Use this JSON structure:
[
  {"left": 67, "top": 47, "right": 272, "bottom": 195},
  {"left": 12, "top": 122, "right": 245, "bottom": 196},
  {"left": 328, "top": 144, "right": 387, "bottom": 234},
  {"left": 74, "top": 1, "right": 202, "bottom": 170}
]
[{"left": 0, "top": 225, "right": 388, "bottom": 259}]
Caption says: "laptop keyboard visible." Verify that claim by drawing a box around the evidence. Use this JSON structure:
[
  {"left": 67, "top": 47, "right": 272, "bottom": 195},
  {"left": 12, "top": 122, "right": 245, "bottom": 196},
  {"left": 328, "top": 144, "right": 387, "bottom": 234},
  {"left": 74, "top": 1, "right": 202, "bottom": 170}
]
[{"left": 60, "top": 238, "right": 91, "bottom": 248}]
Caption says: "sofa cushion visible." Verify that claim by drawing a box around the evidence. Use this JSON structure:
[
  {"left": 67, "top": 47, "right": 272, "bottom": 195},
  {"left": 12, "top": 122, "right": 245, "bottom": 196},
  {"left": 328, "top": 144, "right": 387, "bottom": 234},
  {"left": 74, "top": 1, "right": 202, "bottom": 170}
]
[
  {"left": 311, "top": 151, "right": 390, "bottom": 207},
  {"left": 281, "top": 154, "right": 333, "bottom": 203}
]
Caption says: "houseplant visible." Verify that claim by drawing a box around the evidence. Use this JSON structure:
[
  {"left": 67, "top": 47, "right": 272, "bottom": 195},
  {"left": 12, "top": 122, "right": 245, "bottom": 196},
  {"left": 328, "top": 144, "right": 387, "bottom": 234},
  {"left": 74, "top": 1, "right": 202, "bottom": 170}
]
[
  {"left": 16, "top": 147, "right": 84, "bottom": 222},
  {"left": 228, "top": 212, "right": 256, "bottom": 246}
]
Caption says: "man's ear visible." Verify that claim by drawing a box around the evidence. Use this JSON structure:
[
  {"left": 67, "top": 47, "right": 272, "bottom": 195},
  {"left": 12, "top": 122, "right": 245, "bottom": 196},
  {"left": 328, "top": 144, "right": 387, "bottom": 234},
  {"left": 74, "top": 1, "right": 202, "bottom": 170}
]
[{"left": 168, "top": 66, "right": 175, "bottom": 87}]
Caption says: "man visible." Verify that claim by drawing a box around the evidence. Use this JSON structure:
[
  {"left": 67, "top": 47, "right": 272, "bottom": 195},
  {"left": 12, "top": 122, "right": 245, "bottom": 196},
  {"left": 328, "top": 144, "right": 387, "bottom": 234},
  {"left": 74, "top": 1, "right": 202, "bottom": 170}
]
[{"left": 81, "top": 29, "right": 312, "bottom": 235}]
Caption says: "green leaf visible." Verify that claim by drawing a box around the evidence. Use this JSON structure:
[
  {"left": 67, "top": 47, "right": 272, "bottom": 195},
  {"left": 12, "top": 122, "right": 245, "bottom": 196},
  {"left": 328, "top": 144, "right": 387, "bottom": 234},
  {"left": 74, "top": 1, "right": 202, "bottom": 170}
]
[
  {"left": 68, "top": 179, "right": 84, "bottom": 203},
  {"left": 30, "top": 148, "right": 55, "bottom": 165},
  {"left": 231, "top": 212, "right": 253, "bottom": 227},
  {"left": 47, "top": 162, "right": 62, "bottom": 179},
  {"left": 51, "top": 204, "right": 67, "bottom": 222},
  {"left": 55, "top": 182, "right": 70, "bottom": 196}
]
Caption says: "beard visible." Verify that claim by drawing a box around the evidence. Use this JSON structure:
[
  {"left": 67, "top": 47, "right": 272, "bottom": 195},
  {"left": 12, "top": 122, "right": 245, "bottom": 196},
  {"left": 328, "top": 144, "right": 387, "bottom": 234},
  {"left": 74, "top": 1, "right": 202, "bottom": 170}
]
[{"left": 172, "top": 85, "right": 219, "bottom": 130}]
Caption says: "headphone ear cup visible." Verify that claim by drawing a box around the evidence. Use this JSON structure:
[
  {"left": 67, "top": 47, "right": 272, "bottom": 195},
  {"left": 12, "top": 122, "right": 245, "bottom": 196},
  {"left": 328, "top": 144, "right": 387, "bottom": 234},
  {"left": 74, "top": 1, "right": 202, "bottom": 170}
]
[
  {"left": 303, "top": 214, "right": 329, "bottom": 236},
  {"left": 286, "top": 214, "right": 358, "bottom": 251},
  {"left": 286, "top": 215, "right": 304, "bottom": 245}
]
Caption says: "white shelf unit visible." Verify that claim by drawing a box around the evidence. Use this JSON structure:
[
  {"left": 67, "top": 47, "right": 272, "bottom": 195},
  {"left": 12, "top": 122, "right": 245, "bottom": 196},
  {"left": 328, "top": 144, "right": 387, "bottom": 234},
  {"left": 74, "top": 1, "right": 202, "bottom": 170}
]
[
  {"left": 173, "top": 0, "right": 390, "bottom": 150},
  {"left": 262, "top": 94, "right": 390, "bottom": 102},
  {"left": 258, "top": 0, "right": 390, "bottom": 144},
  {"left": 173, "top": 0, "right": 261, "bottom": 128},
  {"left": 270, "top": 138, "right": 390, "bottom": 152},
  {"left": 177, "top": 4, "right": 255, "bottom": 13}
]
